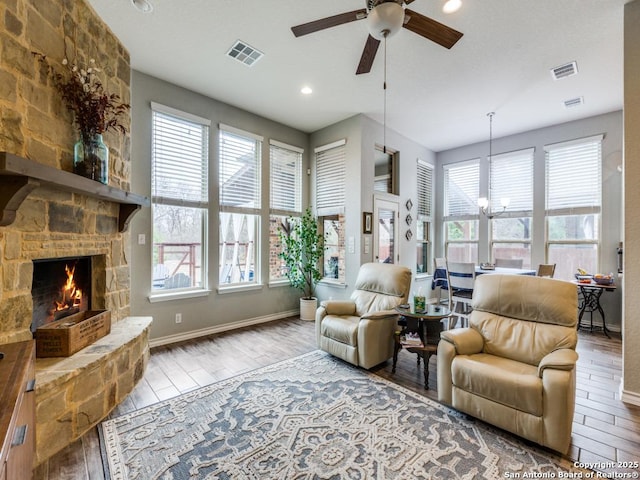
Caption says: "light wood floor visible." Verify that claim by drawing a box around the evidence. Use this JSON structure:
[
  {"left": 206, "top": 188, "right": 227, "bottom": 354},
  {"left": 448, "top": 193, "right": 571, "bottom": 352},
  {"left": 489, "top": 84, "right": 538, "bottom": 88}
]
[{"left": 34, "top": 318, "right": 640, "bottom": 479}]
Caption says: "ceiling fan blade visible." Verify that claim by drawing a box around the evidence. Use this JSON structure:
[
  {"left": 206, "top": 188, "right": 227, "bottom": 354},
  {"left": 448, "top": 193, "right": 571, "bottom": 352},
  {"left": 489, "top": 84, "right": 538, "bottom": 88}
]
[
  {"left": 356, "top": 35, "right": 381, "bottom": 75},
  {"left": 291, "top": 9, "right": 367, "bottom": 37},
  {"left": 404, "top": 0, "right": 417, "bottom": 3},
  {"left": 403, "top": 9, "right": 463, "bottom": 49}
]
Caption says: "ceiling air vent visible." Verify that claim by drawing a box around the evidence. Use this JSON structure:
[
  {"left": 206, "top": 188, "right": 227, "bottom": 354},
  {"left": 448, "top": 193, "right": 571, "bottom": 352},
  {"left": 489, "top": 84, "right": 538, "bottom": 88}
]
[
  {"left": 551, "top": 61, "right": 578, "bottom": 80},
  {"left": 227, "top": 40, "right": 263, "bottom": 67},
  {"left": 564, "top": 96, "right": 584, "bottom": 109}
]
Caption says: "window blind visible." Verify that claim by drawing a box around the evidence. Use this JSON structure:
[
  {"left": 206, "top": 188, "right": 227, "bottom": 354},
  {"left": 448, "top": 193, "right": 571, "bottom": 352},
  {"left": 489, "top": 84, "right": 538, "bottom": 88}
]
[
  {"left": 219, "top": 127, "right": 261, "bottom": 211},
  {"left": 490, "top": 148, "right": 534, "bottom": 215},
  {"left": 270, "top": 140, "right": 302, "bottom": 215},
  {"left": 444, "top": 160, "right": 479, "bottom": 219},
  {"left": 417, "top": 160, "right": 433, "bottom": 219},
  {"left": 152, "top": 109, "right": 209, "bottom": 208},
  {"left": 316, "top": 142, "right": 346, "bottom": 211},
  {"left": 545, "top": 135, "right": 602, "bottom": 215}
]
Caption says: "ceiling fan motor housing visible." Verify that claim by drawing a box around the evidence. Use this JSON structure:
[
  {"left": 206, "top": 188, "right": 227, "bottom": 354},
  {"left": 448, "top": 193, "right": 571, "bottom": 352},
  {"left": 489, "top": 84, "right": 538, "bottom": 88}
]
[{"left": 367, "top": 1, "right": 405, "bottom": 39}]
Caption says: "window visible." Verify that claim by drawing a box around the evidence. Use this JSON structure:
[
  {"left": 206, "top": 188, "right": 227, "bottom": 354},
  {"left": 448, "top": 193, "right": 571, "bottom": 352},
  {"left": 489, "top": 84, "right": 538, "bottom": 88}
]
[
  {"left": 151, "top": 103, "right": 209, "bottom": 292},
  {"left": 316, "top": 139, "right": 346, "bottom": 282},
  {"left": 269, "top": 140, "right": 303, "bottom": 282},
  {"left": 219, "top": 124, "right": 262, "bottom": 285},
  {"left": 416, "top": 160, "right": 433, "bottom": 273},
  {"left": 489, "top": 148, "right": 534, "bottom": 267},
  {"left": 443, "top": 160, "right": 479, "bottom": 263},
  {"left": 545, "top": 135, "right": 602, "bottom": 280}
]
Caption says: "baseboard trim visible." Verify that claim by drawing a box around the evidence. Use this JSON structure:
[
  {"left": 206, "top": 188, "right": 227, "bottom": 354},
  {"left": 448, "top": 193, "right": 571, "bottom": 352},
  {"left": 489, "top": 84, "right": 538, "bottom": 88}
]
[
  {"left": 620, "top": 387, "right": 640, "bottom": 406},
  {"left": 149, "top": 309, "right": 300, "bottom": 348}
]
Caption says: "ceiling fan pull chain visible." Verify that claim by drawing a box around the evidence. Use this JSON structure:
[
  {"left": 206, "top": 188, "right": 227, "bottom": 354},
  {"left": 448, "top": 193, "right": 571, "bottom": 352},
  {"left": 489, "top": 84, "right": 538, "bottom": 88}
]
[{"left": 383, "top": 32, "right": 388, "bottom": 154}]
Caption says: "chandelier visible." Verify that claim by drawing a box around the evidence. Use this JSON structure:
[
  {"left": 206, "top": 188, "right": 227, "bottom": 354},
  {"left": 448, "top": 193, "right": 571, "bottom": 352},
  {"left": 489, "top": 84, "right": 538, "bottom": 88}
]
[{"left": 478, "top": 112, "right": 510, "bottom": 219}]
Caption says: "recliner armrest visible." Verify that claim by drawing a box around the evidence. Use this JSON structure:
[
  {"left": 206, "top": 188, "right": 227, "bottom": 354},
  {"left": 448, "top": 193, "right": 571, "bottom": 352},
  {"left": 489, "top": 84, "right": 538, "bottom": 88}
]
[
  {"left": 320, "top": 300, "right": 357, "bottom": 316},
  {"left": 537, "top": 349, "right": 578, "bottom": 377},
  {"left": 360, "top": 309, "right": 398, "bottom": 320},
  {"left": 440, "top": 328, "right": 484, "bottom": 355}
]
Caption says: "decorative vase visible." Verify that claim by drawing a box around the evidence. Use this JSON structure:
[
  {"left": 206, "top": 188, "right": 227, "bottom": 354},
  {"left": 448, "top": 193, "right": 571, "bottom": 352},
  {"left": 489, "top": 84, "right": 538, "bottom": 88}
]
[{"left": 74, "top": 134, "right": 108, "bottom": 184}]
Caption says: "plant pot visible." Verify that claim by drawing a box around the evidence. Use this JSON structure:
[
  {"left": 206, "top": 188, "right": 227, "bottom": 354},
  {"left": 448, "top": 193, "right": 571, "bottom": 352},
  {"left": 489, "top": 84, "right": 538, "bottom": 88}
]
[
  {"left": 300, "top": 297, "right": 318, "bottom": 321},
  {"left": 74, "top": 134, "right": 109, "bottom": 184}
]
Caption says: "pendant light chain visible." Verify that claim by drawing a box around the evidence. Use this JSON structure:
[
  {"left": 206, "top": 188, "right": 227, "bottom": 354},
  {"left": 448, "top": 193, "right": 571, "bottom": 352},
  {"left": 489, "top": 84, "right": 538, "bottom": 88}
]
[{"left": 487, "top": 111, "right": 494, "bottom": 206}]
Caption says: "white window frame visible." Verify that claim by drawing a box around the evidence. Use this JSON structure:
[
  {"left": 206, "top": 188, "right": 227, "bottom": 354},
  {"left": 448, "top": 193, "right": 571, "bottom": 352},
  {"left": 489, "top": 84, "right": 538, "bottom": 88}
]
[
  {"left": 269, "top": 139, "right": 304, "bottom": 284},
  {"left": 218, "top": 124, "right": 263, "bottom": 289},
  {"left": 416, "top": 159, "right": 433, "bottom": 275},
  {"left": 443, "top": 159, "right": 480, "bottom": 263},
  {"left": 149, "top": 103, "right": 210, "bottom": 300},
  {"left": 544, "top": 135, "right": 603, "bottom": 280},
  {"left": 489, "top": 148, "right": 534, "bottom": 266},
  {"left": 315, "top": 139, "right": 346, "bottom": 284}
]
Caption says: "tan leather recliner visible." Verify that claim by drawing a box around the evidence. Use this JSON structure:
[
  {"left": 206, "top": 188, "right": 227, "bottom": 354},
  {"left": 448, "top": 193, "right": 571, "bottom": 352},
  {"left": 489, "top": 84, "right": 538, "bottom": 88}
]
[
  {"left": 437, "top": 274, "right": 578, "bottom": 454},
  {"left": 316, "top": 263, "right": 411, "bottom": 369}
]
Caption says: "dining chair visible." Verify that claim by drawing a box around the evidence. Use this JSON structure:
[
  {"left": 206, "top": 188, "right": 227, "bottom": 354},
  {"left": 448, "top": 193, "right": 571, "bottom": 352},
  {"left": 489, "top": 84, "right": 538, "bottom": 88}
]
[
  {"left": 432, "top": 257, "right": 448, "bottom": 305},
  {"left": 445, "top": 261, "right": 476, "bottom": 328},
  {"left": 537, "top": 263, "right": 556, "bottom": 277},
  {"left": 495, "top": 258, "right": 524, "bottom": 268}
]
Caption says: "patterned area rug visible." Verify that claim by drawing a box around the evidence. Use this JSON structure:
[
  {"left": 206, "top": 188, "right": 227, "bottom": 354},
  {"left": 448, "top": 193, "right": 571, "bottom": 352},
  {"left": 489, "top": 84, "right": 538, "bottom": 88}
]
[{"left": 99, "top": 350, "right": 585, "bottom": 479}]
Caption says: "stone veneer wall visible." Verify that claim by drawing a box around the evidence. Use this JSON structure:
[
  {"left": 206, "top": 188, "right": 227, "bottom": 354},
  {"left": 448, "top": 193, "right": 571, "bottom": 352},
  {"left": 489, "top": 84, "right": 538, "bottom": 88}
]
[
  {"left": 0, "top": 0, "right": 132, "bottom": 344},
  {"left": 0, "top": 0, "right": 151, "bottom": 466}
]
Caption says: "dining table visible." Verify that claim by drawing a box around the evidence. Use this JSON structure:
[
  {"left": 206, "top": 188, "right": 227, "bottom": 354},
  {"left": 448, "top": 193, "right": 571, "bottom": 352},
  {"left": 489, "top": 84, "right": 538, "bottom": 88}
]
[{"left": 431, "top": 265, "right": 536, "bottom": 291}]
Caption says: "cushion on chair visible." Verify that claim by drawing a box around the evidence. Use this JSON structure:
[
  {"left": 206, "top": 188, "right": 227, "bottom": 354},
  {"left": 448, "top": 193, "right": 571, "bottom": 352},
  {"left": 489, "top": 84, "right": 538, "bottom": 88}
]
[
  {"left": 353, "top": 263, "right": 410, "bottom": 298},
  {"left": 352, "top": 291, "right": 405, "bottom": 317},
  {"left": 472, "top": 312, "right": 578, "bottom": 366},
  {"left": 472, "top": 274, "right": 577, "bottom": 327},
  {"left": 452, "top": 354, "right": 542, "bottom": 416},
  {"left": 320, "top": 315, "right": 360, "bottom": 346}
]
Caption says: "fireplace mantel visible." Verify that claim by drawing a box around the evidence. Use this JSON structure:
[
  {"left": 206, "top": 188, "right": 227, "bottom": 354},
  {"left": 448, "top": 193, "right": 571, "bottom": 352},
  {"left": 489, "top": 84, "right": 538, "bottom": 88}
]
[{"left": 0, "top": 152, "right": 149, "bottom": 232}]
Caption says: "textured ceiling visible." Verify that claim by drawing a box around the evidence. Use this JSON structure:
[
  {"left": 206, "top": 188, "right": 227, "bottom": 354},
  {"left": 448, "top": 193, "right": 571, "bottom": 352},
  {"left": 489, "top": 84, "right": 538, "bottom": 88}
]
[{"left": 87, "top": 0, "right": 628, "bottom": 152}]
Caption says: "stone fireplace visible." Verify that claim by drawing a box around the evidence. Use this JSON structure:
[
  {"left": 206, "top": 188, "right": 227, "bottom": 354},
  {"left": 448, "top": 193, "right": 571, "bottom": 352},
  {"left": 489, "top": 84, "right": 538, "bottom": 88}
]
[
  {"left": 31, "top": 255, "right": 97, "bottom": 332},
  {"left": 0, "top": 0, "right": 152, "bottom": 466}
]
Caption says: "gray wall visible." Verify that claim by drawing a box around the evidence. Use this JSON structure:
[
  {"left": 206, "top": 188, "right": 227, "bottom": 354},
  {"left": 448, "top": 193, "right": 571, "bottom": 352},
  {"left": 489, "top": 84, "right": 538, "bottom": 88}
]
[
  {"left": 129, "top": 71, "right": 310, "bottom": 341},
  {"left": 310, "top": 114, "right": 434, "bottom": 302},
  {"left": 435, "top": 110, "right": 624, "bottom": 330}
]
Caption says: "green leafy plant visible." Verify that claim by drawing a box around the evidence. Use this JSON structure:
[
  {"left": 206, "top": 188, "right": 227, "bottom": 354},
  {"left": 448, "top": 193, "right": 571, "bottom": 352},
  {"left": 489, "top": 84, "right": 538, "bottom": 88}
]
[{"left": 278, "top": 208, "right": 325, "bottom": 299}]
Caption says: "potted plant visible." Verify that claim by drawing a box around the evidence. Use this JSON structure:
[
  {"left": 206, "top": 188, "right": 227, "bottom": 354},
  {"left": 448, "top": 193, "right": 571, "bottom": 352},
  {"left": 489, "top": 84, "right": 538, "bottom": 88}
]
[{"left": 278, "top": 208, "right": 325, "bottom": 321}]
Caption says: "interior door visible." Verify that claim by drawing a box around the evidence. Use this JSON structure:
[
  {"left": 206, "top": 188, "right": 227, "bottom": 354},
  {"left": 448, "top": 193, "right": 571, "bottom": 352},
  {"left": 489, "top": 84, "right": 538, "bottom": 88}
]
[{"left": 373, "top": 197, "right": 399, "bottom": 263}]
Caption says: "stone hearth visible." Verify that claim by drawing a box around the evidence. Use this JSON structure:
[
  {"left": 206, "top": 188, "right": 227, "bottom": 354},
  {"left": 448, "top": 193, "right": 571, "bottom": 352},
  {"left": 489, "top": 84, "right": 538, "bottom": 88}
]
[{"left": 35, "top": 316, "right": 152, "bottom": 464}]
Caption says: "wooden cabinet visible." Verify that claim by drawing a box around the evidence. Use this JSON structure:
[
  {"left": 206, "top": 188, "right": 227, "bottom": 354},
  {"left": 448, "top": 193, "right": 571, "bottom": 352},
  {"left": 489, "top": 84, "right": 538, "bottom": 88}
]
[{"left": 0, "top": 341, "right": 35, "bottom": 480}]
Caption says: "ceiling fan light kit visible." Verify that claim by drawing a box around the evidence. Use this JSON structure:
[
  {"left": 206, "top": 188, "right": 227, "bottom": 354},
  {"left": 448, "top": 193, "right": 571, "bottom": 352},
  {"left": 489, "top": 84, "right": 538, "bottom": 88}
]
[
  {"left": 367, "top": 2, "right": 405, "bottom": 39},
  {"left": 443, "top": 0, "right": 462, "bottom": 14}
]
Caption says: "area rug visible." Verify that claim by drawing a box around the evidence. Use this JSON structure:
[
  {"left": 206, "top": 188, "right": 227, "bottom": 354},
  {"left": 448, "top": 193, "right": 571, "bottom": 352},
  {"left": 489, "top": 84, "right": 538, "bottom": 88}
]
[{"left": 99, "top": 350, "right": 585, "bottom": 479}]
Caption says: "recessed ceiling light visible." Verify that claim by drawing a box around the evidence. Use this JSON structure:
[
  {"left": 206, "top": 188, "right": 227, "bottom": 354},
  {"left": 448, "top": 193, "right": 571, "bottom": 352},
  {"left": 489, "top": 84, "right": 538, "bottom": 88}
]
[
  {"left": 301, "top": 86, "right": 313, "bottom": 95},
  {"left": 443, "top": 0, "right": 462, "bottom": 14},
  {"left": 131, "top": 0, "right": 153, "bottom": 13}
]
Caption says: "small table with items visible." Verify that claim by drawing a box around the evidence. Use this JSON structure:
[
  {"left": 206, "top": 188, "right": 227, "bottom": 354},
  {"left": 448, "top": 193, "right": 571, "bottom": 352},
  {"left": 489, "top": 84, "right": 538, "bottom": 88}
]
[
  {"left": 572, "top": 280, "right": 616, "bottom": 338},
  {"left": 392, "top": 303, "right": 452, "bottom": 389}
]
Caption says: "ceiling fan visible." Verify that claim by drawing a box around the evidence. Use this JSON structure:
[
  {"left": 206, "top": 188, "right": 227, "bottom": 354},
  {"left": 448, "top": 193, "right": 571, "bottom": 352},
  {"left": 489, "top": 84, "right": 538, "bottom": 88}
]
[{"left": 291, "top": 0, "right": 464, "bottom": 75}]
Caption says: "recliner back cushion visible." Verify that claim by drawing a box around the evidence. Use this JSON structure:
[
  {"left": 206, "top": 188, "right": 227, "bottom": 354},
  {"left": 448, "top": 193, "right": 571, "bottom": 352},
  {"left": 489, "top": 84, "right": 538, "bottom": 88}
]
[
  {"left": 471, "top": 311, "right": 577, "bottom": 366},
  {"left": 470, "top": 274, "right": 578, "bottom": 366},
  {"left": 352, "top": 290, "right": 406, "bottom": 317},
  {"left": 350, "top": 263, "right": 411, "bottom": 316}
]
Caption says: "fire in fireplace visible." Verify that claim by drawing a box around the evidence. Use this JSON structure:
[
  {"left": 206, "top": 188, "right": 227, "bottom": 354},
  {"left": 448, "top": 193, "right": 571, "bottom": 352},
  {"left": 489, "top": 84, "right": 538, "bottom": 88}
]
[{"left": 31, "top": 257, "right": 92, "bottom": 332}]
